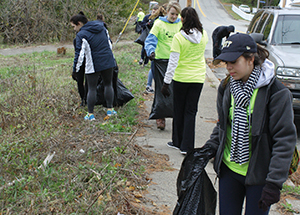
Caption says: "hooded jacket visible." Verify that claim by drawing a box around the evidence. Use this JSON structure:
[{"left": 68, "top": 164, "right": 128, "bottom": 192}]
[
  {"left": 164, "top": 29, "right": 208, "bottom": 84},
  {"left": 205, "top": 59, "right": 297, "bottom": 188},
  {"left": 212, "top": 26, "right": 233, "bottom": 45},
  {"left": 73, "top": 20, "right": 115, "bottom": 74}
]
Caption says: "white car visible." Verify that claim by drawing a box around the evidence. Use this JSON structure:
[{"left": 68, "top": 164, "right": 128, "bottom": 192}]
[{"left": 239, "top": 4, "right": 251, "bottom": 13}]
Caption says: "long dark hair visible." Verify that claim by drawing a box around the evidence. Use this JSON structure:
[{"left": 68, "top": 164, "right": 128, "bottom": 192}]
[
  {"left": 70, "top": 11, "right": 88, "bottom": 25},
  {"left": 242, "top": 44, "right": 269, "bottom": 67},
  {"left": 180, "top": 7, "right": 203, "bottom": 35}
]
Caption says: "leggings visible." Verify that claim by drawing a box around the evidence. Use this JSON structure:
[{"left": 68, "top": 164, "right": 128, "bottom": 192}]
[
  {"left": 85, "top": 68, "right": 114, "bottom": 113},
  {"left": 219, "top": 163, "right": 269, "bottom": 215}
]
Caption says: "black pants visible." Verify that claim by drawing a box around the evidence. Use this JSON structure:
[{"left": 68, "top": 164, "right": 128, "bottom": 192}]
[
  {"left": 76, "top": 66, "right": 88, "bottom": 102},
  {"left": 219, "top": 163, "right": 269, "bottom": 215},
  {"left": 172, "top": 81, "right": 203, "bottom": 152},
  {"left": 85, "top": 68, "right": 114, "bottom": 113}
]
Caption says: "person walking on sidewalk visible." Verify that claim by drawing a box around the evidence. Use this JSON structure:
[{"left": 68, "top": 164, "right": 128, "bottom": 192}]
[
  {"left": 70, "top": 12, "right": 117, "bottom": 120},
  {"left": 202, "top": 33, "right": 296, "bottom": 214},
  {"left": 145, "top": 1, "right": 182, "bottom": 130},
  {"left": 212, "top": 25, "right": 234, "bottom": 59},
  {"left": 161, "top": 7, "right": 208, "bottom": 155}
]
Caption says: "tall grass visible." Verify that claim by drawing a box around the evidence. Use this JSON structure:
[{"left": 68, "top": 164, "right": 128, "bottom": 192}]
[{"left": 0, "top": 41, "right": 156, "bottom": 214}]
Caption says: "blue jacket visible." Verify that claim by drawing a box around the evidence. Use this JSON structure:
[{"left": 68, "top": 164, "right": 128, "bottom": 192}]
[{"left": 73, "top": 20, "right": 115, "bottom": 74}]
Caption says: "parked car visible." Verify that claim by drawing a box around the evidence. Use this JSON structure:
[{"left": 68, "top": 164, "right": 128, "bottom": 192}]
[
  {"left": 239, "top": 4, "right": 251, "bottom": 13},
  {"left": 247, "top": 6, "right": 300, "bottom": 116}
]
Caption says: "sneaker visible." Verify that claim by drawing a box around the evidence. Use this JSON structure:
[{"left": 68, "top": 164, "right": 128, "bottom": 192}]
[
  {"left": 180, "top": 150, "right": 187, "bottom": 155},
  {"left": 107, "top": 109, "right": 117, "bottom": 116},
  {"left": 167, "top": 142, "right": 179, "bottom": 150},
  {"left": 146, "top": 86, "right": 154, "bottom": 93},
  {"left": 84, "top": 113, "right": 95, "bottom": 121},
  {"left": 138, "top": 59, "right": 143, "bottom": 65}
]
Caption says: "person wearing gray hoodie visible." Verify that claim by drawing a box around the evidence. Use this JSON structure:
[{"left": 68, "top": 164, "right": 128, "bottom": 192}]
[
  {"left": 161, "top": 7, "right": 208, "bottom": 155},
  {"left": 202, "top": 33, "right": 296, "bottom": 214}
]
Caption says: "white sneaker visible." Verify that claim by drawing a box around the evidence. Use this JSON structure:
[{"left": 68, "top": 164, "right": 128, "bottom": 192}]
[
  {"left": 138, "top": 59, "right": 143, "bottom": 65},
  {"left": 146, "top": 86, "right": 154, "bottom": 93}
]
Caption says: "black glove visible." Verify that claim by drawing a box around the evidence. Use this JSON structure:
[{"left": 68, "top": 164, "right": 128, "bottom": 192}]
[
  {"left": 72, "top": 72, "right": 77, "bottom": 81},
  {"left": 200, "top": 144, "right": 216, "bottom": 160},
  {"left": 149, "top": 52, "right": 155, "bottom": 61},
  {"left": 161, "top": 82, "right": 170, "bottom": 98},
  {"left": 258, "top": 182, "right": 281, "bottom": 212}
]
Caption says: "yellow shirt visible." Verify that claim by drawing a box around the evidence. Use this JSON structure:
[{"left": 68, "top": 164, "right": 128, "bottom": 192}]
[
  {"left": 171, "top": 30, "right": 208, "bottom": 83},
  {"left": 223, "top": 89, "right": 259, "bottom": 176},
  {"left": 137, "top": 12, "right": 145, "bottom": 22},
  {"left": 150, "top": 19, "right": 182, "bottom": 59}
]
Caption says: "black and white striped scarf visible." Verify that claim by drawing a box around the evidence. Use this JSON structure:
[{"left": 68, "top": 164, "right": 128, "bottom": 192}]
[{"left": 229, "top": 67, "right": 261, "bottom": 164}]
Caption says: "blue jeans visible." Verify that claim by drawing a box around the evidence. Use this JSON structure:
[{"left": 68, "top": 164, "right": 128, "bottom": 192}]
[
  {"left": 147, "top": 69, "right": 153, "bottom": 87},
  {"left": 219, "top": 163, "right": 270, "bottom": 215}
]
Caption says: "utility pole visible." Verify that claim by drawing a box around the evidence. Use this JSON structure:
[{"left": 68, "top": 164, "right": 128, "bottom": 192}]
[{"left": 257, "top": 0, "right": 260, "bottom": 10}]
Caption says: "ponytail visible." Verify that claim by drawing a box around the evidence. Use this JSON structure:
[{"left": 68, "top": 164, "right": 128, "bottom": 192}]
[
  {"left": 70, "top": 11, "right": 88, "bottom": 25},
  {"left": 242, "top": 44, "right": 269, "bottom": 67}
]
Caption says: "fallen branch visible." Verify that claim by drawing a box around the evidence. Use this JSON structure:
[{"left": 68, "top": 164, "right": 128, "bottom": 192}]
[
  {"left": 86, "top": 169, "right": 121, "bottom": 212},
  {"left": 121, "top": 127, "right": 139, "bottom": 153}
]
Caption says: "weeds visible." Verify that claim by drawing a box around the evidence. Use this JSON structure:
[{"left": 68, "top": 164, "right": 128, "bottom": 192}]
[{"left": 0, "top": 40, "right": 161, "bottom": 214}]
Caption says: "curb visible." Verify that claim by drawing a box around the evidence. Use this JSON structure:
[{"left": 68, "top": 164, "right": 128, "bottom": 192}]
[{"left": 206, "top": 64, "right": 221, "bottom": 86}]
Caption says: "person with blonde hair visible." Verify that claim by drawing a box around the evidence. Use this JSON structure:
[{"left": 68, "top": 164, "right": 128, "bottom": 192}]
[{"left": 145, "top": 1, "right": 182, "bottom": 130}]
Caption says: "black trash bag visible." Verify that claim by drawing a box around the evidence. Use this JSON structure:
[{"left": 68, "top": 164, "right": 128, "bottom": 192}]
[
  {"left": 96, "top": 65, "right": 134, "bottom": 107},
  {"left": 149, "top": 59, "right": 173, "bottom": 119},
  {"left": 135, "top": 22, "right": 142, "bottom": 34},
  {"left": 134, "top": 26, "right": 150, "bottom": 46},
  {"left": 173, "top": 148, "right": 217, "bottom": 215}
]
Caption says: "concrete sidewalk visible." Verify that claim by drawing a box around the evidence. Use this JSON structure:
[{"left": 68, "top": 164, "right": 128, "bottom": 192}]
[{"left": 135, "top": 66, "right": 288, "bottom": 214}]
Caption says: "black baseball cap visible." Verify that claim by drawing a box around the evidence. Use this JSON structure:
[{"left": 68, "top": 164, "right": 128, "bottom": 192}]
[{"left": 213, "top": 33, "right": 257, "bottom": 65}]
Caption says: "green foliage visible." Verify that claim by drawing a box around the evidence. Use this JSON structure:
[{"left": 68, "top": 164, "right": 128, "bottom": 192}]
[
  {"left": 282, "top": 184, "right": 300, "bottom": 195},
  {"left": 0, "top": 0, "right": 139, "bottom": 44},
  {"left": 281, "top": 201, "right": 296, "bottom": 213},
  {"left": 0, "top": 40, "right": 152, "bottom": 213}
]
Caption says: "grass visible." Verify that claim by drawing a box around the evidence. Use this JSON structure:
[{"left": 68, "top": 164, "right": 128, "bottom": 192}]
[
  {"left": 222, "top": 3, "right": 245, "bottom": 20},
  {"left": 0, "top": 29, "right": 159, "bottom": 213}
]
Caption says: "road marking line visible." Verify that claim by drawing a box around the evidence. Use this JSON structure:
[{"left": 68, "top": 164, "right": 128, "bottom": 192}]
[{"left": 196, "top": 0, "right": 206, "bottom": 17}]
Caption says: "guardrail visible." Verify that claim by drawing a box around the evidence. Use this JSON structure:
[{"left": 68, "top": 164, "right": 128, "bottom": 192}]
[{"left": 231, "top": 4, "right": 254, "bottom": 21}]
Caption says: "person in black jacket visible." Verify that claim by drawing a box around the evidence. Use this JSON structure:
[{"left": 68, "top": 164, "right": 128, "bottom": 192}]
[
  {"left": 70, "top": 12, "right": 117, "bottom": 120},
  {"left": 212, "top": 25, "right": 234, "bottom": 59},
  {"left": 202, "top": 33, "right": 296, "bottom": 214},
  {"left": 138, "top": 5, "right": 159, "bottom": 66},
  {"left": 72, "top": 36, "right": 87, "bottom": 107}
]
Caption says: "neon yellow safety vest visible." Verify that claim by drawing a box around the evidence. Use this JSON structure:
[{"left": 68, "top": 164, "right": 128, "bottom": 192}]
[
  {"left": 150, "top": 19, "right": 182, "bottom": 59},
  {"left": 171, "top": 30, "right": 208, "bottom": 83},
  {"left": 137, "top": 12, "right": 145, "bottom": 22}
]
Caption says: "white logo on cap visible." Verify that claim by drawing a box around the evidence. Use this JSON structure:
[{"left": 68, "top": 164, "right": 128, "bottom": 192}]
[
  {"left": 246, "top": 46, "right": 251, "bottom": 50},
  {"left": 222, "top": 41, "right": 233, "bottom": 49}
]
